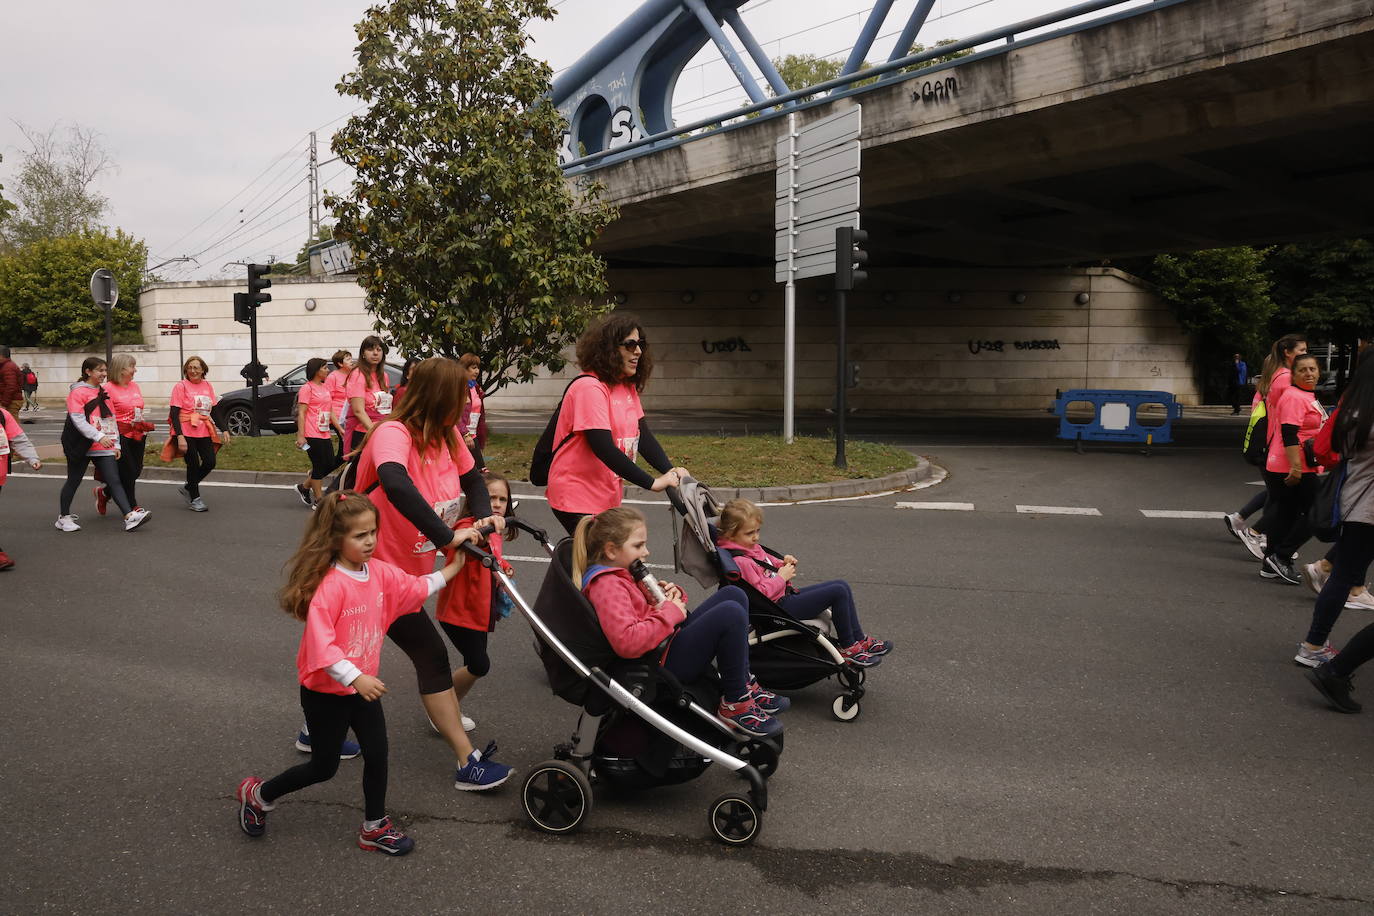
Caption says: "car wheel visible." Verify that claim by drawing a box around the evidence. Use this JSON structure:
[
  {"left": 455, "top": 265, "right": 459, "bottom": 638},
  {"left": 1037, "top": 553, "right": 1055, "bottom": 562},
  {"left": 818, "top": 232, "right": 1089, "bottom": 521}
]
[{"left": 223, "top": 403, "right": 257, "bottom": 437}]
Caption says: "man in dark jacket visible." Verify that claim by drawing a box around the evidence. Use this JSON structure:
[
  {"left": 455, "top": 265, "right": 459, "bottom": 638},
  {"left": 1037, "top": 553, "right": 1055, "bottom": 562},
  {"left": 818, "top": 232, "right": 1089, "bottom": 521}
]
[
  {"left": 0, "top": 346, "right": 23, "bottom": 418},
  {"left": 1228, "top": 352, "right": 1249, "bottom": 415}
]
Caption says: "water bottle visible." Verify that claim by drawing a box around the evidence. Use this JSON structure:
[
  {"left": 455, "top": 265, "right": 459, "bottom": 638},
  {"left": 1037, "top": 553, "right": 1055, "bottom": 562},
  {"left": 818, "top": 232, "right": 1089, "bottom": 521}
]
[{"left": 630, "top": 560, "right": 667, "bottom": 607}]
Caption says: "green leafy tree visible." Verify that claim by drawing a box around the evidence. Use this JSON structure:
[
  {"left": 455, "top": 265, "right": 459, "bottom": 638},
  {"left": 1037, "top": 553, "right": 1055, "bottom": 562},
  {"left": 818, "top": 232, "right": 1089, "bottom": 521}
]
[
  {"left": 327, "top": 0, "right": 617, "bottom": 392},
  {"left": 0, "top": 153, "right": 14, "bottom": 226},
  {"left": 0, "top": 229, "right": 146, "bottom": 348},
  {"left": 1267, "top": 238, "right": 1374, "bottom": 345},
  {"left": 0, "top": 122, "right": 113, "bottom": 252}
]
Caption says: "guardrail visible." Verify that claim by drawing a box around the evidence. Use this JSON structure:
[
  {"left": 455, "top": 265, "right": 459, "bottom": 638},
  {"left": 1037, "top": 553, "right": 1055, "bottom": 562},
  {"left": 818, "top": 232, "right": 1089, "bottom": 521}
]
[{"left": 1051, "top": 388, "right": 1184, "bottom": 453}]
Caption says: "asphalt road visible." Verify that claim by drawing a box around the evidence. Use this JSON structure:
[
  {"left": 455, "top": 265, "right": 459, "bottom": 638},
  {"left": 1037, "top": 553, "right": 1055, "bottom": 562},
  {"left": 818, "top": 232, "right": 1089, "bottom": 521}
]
[{"left": 3, "top": 422, "right": 1372, "bottom": 914}]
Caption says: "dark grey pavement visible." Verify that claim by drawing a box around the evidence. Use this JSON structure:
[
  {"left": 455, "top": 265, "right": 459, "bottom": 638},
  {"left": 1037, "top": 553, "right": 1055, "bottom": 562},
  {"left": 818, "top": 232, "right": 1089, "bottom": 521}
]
[{"left": 3, "top": 418, "right": 1372, "bottom": 913}]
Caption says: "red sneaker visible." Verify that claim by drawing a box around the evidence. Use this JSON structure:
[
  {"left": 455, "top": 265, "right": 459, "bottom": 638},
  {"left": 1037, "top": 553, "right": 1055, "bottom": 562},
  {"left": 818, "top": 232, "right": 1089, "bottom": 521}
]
[
  {"left": 0, "top": 551, "right": 14, "bottom": 571},
  {"left": 94, "top": 486, "right": 109, "bottom": 516}
]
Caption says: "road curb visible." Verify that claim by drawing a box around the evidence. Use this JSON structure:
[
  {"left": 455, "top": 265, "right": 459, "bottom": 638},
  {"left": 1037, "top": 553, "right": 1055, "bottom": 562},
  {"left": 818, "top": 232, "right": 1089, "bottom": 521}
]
[{"left": 23, "top": 457, "right": 938, "bottom": 500}]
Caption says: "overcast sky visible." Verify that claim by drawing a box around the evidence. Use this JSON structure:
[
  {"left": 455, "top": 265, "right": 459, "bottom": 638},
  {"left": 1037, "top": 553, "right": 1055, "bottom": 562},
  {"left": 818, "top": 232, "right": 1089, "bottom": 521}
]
[{"left": 1, "top": 0, "right": 1140, "bottom": 279}]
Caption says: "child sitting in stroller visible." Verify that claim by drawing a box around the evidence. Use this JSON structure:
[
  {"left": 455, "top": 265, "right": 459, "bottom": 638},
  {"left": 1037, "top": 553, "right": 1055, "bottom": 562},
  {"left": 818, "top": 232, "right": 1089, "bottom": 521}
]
[
  {"left": 715, "top": 498, "right": 893, "bottom": 667},
  {"left": 573, "top": 507, "right": 787, "bottom": 738}
]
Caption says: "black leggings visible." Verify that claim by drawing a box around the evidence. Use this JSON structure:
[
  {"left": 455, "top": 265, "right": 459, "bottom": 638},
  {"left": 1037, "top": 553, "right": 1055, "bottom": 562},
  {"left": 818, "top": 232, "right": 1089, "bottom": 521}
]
[
  {"left": 1333, "top": 621, "right": 1374, "bottom": 678},
  {"left": 183, "top": 437, "right": 217, "bottom": 498},
  {"left": 1306, "top": 522, "right": 1374, "bottom": 646},
  {"left": 60, "top": 453, "right": 130, "bottom": 517},
  {"left": 305, "top": 438, "right": 337, "bottom": 481},
  {"left": 1260, "top": 470, "right": 1318, "bottom": 560},
  {"left": 116, "top": 436, "right": 146, "bottom": 507},
  {"left": 262, "top": 685, "right": 388, "bottom": 820},
  {"left": 439, "top": 622, "right": 491, "bottom": 678},
  {"left": 552, "top": 508, "right": 587, "bottom": 536},
  {"left": 386, "top": 609, "right": 454, "bottom": 694}
]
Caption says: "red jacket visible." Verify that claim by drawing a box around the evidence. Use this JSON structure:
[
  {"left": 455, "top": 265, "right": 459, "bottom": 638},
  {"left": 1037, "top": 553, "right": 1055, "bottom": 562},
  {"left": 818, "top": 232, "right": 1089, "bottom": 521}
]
[{"left": 0, "top": 357, "right": 21, "bottom": 406}]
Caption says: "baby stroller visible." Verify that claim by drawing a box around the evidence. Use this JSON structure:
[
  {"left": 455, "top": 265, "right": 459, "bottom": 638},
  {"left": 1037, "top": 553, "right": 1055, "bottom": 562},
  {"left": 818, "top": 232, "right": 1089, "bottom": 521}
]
[
  {"left": 668, "top": 479, "right": 869, "bottom": 722},
  {"left": 459, "top": 513, "right": 779, "bottom": 846}
]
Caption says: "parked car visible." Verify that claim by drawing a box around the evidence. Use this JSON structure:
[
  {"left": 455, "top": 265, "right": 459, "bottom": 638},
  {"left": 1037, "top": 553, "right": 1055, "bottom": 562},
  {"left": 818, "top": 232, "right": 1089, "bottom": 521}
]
[
  {"left": 212, "top": 361, "right": 403, "bottom": 436},
  {"left": 1316, "top": 372, "right": 1340, "bottom": 406}
]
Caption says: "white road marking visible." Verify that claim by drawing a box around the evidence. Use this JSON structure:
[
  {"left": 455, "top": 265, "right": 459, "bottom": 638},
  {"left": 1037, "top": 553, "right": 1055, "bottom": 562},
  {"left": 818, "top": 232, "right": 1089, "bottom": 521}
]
[
  {"left": 895, "top": 501, "right": 975, "bottom": 511},
  {"left": 1140, "top": 510, "right": 1227, "bottom": 519},
  {"left": 1016, "top": 505, "right": 1102, "bottom": 516}
]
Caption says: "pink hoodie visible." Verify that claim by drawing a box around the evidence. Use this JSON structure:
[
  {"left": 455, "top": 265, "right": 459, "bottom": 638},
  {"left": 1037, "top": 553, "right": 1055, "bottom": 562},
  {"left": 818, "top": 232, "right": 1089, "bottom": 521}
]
[
  {"left": 584, "top": 566, "right": 687, "bottom": 659},
  {"left": 716, "top": 539, "right": 788, "bottom": 602}
]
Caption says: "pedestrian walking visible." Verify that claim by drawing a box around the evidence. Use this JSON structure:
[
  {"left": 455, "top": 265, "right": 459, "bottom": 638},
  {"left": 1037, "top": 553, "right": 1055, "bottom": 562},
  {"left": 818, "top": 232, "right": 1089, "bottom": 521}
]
[
  {"left": 1258, "top": 353, "right": 1326, "bottom": 585},
  {"left": 294, "top": 358, "right": 345, "bottom": 508},
  {"left": 1228, "top": 352, "right": 1249, "bottom": 415},
  {"left": 0, "top": 346, "right": 23, "bottom": 419},
  {"left": 344, "top": 335, "right": 391, "bottom": 454},
  {"left": 56, "top": 358, "right": 149, "bottom": 533},
  {"left": 544, "top": 313, "right": 688, "bottom": 535},
  {"left": 20, "top": 363, "right": 39, "bottom": 412},
  {"left": 459, "top": 353, "right": 487, "bottom": 455},
  {"left": 326, "top": 349, "right": 354, "bottom": 463},
  {"left": 102, "top": 354, "right": 155, "bottom": 512},
  {"left": 234, "top": 490, "right": 470, "bottom": 855},
  {"left": 168, "top": 356, "right": 228, "bottom": 512},
  {"left": 0, "top": 405, "right": 42, "bottom": 569}
]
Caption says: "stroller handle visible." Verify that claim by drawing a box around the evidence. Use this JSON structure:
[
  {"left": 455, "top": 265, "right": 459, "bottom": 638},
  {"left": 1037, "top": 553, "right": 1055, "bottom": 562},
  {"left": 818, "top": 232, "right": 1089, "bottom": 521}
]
[
  {"left": 505, "top": 517, "right": 550, "bottom": 545},
  {"left": 456, "top": 524, "right": 499, "bottom": 567},
  {"left": 665, "top": 482, "right": 689, "bottom": 516}
]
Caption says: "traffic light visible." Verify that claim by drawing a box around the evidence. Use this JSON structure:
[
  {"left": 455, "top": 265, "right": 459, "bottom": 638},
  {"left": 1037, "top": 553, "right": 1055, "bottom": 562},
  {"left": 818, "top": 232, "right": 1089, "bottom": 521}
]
[
  {"left": 247, "top": 263, "right": 272, "bottom": 307},
  {"left": 835, "top": 226, "right": 869, "bottom": 291},
  {"left": 233, "top": 292, "right": 252, "bottom": 325}
]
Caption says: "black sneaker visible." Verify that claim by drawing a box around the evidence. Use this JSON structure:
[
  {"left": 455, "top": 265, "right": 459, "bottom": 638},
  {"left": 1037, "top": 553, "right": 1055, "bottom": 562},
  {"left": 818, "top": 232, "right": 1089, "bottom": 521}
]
[
  {"left": 1260, "top": 555, "right": 1301, "bottom": 585},
  {"left": 295, "top": 484, "right": 314, "bottom": 507},
  {"left": 1306, "top": 662, "right": 1362, "bottom": 713}
]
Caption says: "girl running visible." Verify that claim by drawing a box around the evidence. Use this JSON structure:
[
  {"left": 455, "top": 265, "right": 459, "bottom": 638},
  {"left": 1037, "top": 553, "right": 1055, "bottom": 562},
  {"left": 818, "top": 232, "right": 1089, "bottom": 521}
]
[
  {"left": 0, "top": 405, "right": 42, "bottom": 569},
  {"left": 170, "top": 355, "right": 228, "bottom": 512},
  {"left": 574, "top": 507, "right": 786, "bottom": 738},
  {"left": 715, "top": 498, "right": 893, "bottom": 667},
  {"left": 235, "top": 491, "right": 474, "bottom": 855},
  {"left": 326, "top": 350, "right": 354, "bottom": 463},
  {"left": 294, "top": 358, "right": 345, "bottom": 507},
  {"left": 102, "top": 353, "right": 155, "bottom": 512},
  {"left": 435, "top": 472, "right": 516, "bottom": 735},
  {"left": 57, "top": 358, "right": 148, "bottom": 533},
  {"left": 345, "top": 335, "right": 392, "bottom": 453}
]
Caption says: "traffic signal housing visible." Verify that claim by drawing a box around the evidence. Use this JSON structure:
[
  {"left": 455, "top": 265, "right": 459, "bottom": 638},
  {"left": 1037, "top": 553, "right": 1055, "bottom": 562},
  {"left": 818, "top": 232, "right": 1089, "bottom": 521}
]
[
  {"left": 233, "top": 292, "right": 252, "bottom": 325},
  {"left": 247, "top": 263, "right": 272, "bottom": 307},
  {"left": 835, "top": 226, "right": 869, "bottom": 291}
]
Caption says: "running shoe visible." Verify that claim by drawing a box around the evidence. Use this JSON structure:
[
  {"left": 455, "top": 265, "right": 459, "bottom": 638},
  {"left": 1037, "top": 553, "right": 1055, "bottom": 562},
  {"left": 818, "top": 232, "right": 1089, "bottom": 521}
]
[
  {"left": 746, "top": 677, "right": 790, "bottom": 714},
  {"left": 235, "top": 777, "right": 272, "bottom": 837},
  {"left": 717, "top": 695, "right": 783, "bottom": 738},
  {"left": 1294, "top": 642, "right": 1339, "bottom": 668},
  {"left": 1345, "top": 590, "right": 1374, "bottom": 612},
  {"left": 426, "top": 713, "right": 477, "bottom": 733},
  {"left": 1261, "top": 555, "right": 1301, "bottom": 585},
  {"left": 54, "top": 515, "right": 81, "bottom": 532},
  {"left": 295, "top": 484, "right": 314, "bottom": 507},
  {"left": 294, "top": 730, "right": 361, "bottom": 759},
  {"left": 454, "top": 741, "right": 513, "bottom": 791},
  {"left": 123, "top": 508, "right": 151, "bottom": 532},
  {"left": 1306, "top": 662, "right": 1361, "bottom": 713},
  {"left": 1302, "top": 562, "right": 1330, "bottom": 596},
  {"left": 177, "top": 486, "right": 192, "bottom": 505},
  {"left": 840, "top": 642, "right": 883, "bottom": 668},
  {"left": 0, "top": 551, "right": 14, "bottom": 571},
  {"left": 854, "top": 634, "right": 894, "bottom": 658},
  {"left": 1223, "top": 512, "right": 1245, "bottom": 542},
  {"left": 94, "top": 486, "right": 108, "bottom": 516},
  {"left": 1238, "top": 527, "right": 1266, "bottom": 561},
  {"left": 358, "top": 816, "right": 415, "bottom": 855},
  {"left": 189, "top": 496, "right": 208, "bottom": 512}
]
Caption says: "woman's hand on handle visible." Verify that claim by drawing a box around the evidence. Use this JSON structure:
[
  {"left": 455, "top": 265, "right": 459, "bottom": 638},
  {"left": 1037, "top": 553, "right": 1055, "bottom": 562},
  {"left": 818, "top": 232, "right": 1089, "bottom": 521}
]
[
  {"left": 475, "top": 515, "right": 506, "bottom": 534},
  {"left": 353, "top": 674, "right": 387, "bottom": 701},
  {"left": 650, "top": 469, "right": 682, "bottom": 492}
]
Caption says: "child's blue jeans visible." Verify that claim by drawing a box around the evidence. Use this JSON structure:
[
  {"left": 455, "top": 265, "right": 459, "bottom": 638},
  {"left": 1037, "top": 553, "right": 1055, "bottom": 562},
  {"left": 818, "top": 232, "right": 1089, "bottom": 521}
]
[
  {"left": 664, "top": 586, "right": 751, "bottom": 702},
  {"left": 778, "top": 580, "right": 863, "bottom": 647}
]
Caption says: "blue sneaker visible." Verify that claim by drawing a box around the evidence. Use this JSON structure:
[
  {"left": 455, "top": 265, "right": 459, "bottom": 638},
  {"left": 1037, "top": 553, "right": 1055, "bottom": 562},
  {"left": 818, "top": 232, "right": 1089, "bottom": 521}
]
[
  {"left": 454, "top": 741, "right": 513, "bottom": 791},
  {"left": 746, "top": 677, "right": 790, "bottom": 714},
  {"left": 357, "top": 816, "right": 415, "bottom": 856},
  {"left": 718, "top": 696, "right": 783, "bottom": 738},
  {"left": 295, "top": 729, "right": 361, "bottom": 760}
]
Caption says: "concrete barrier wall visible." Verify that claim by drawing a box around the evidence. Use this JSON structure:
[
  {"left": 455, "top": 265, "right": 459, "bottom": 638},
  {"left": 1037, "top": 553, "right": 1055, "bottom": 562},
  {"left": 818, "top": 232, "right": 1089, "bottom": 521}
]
[{"left": 12, "top": 267, "right": 1198, "bottom": 411}]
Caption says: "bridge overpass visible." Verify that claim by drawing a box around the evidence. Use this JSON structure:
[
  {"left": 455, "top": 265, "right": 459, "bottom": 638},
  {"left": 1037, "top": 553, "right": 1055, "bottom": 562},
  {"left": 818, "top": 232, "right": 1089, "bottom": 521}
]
[{"left": 574, "top": 0, "right": 1374, "bottom": 269}]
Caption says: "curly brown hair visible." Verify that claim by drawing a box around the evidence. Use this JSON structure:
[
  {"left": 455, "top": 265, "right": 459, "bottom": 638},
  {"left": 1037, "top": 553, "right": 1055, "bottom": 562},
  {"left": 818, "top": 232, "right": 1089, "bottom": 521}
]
[{"left": 575, "top": 312, "right": 652, "bottom": 392}]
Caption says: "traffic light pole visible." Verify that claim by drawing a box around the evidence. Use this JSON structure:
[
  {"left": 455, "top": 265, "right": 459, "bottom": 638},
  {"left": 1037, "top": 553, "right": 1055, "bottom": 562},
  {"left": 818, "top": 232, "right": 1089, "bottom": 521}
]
[
  {"left": 834, "top": 285, "right": 848, "bottom": 470},
  {"left": 248, "top": 311, "right": 261, "bottom": 436}
]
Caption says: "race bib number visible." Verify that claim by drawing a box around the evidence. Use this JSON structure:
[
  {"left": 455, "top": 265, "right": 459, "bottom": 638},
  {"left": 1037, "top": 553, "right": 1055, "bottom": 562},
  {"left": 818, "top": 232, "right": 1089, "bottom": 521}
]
[
  {"left": 0, "top": 428, "right": 9, "bottom": 456},
  {"left": 414, "top": 497, "right": 464, "bottom": 554},
  {"left": 193, "top": 395, "right": 212, "bottom": 415},
  {"left": 617, "top": 434, "right": 640, "bottom": 462},
  {"left": 317, "top": 410, "right": 332, "bottom": 432},
  {"left": 99, "top": 416, "right": 118, "bottom": 439},
  {"left": 132, "top": 406, "right": 145, "bottom": 422},
  {"left": 466, "top": 410, "right": 481, "bottom": 437},
  {"left": 373, "top": 391, "right": 393, "bottom": 414}
]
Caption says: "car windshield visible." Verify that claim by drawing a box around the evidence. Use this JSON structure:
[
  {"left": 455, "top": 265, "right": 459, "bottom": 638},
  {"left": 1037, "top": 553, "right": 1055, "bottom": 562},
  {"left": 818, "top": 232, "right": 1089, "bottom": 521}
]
[{"left": 279, "top": 366, "right": 308, "bottom": 388}]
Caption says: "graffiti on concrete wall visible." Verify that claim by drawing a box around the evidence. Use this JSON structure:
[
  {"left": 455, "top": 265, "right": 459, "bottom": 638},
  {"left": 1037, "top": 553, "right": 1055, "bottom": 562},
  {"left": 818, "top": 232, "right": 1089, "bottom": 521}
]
[
  {"left": 968, "top": 338, "right": 1061, "bottom": 354},
  {"left": 702, "top": 337, "right": 752, "bottom": 354}
]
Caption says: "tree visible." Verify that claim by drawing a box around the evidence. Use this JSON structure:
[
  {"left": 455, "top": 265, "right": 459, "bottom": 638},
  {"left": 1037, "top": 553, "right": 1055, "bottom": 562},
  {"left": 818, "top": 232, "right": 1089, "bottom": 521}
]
[
  {"left": 327, "top": 0, "right": 617, "bottom": 392},
  {"left": 0, "top": 122, "right": 114, "bottom": 252},
  {"left": 0, "top": 229, "right": 146, "bottom": 348},
  {"left": 1267, "top": 238, "right": 1374, "bottom": 388},
  {"left": 0, "top": 153, "right": 14, "bottom": 226}
]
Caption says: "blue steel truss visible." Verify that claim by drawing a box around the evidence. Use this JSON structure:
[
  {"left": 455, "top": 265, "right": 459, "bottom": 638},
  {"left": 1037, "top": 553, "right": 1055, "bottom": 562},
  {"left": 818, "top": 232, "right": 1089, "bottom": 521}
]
[{"left": 553, "top": 0, "right": 1182, "bottom": 174}]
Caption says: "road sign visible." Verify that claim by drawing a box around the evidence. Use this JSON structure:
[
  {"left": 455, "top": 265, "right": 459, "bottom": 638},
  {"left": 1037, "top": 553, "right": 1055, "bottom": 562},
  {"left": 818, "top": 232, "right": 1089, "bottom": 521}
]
[
  {"left": 157, "top": 322, "right": 199, "bottom": 329},
  {"left": 89, "top": 269, "right": 118, "bottom": 309},
  {"left": 159, "top": 330, "right": 181, "bottom": 336}
]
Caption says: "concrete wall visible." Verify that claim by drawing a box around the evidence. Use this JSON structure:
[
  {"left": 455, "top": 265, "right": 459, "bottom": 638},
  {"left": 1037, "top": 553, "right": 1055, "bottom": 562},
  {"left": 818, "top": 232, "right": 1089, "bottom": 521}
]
[{"left": 13, "top": 267, "right": 1198, "bottom": 411}]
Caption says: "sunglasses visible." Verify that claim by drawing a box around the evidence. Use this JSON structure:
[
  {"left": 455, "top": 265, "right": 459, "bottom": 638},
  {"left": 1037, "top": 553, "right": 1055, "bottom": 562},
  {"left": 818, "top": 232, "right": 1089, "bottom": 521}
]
[{"left": 620, "top": 338, "right": 647, "bottom": 352}]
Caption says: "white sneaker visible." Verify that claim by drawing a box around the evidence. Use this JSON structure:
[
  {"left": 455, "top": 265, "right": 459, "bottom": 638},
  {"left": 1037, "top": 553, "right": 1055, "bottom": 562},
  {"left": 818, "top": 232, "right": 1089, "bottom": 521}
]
[
  {"left": 1302, "top": 562, "right": 1330, "bottom": 596},
  {"left": 54, "top": 515, "right": 81, "bottom": 532},
  {"left": 123, "top": 508, "right": 151, "bottom": 531},
  {"left": 1238, "top": 527, "right": 1266, "bottom": 561},
  {"left": 1224, "top": 512, "right": 1246, "bottom": 541},
  {"left": 1345, "top": 589, "right": 1374, "bottom": 611},
  {"left": 1294, "top": 642, "right": 1338, "bottom": 668},
  {"left": 462, "top": 714, "right": 476, "bottom": 733}
]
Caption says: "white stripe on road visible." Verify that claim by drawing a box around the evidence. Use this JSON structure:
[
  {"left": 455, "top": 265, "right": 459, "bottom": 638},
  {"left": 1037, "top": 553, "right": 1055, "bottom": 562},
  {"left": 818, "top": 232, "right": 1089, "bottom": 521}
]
[
  {"left": 1140, "top": 510, "right": 1227, "bottom": 519},
  {"left": 895, "top": 501, "right": 975, "bottom": 511},
  {"left": 1016, "top": 505, "right": 1102, "bottom": 516}
]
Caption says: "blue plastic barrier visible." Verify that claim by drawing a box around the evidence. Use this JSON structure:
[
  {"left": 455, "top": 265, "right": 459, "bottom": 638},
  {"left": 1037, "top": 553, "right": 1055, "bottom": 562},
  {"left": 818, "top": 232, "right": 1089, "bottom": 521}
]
[{"left": 1051, "top": 389, "right": 1183, "bottom": 450}]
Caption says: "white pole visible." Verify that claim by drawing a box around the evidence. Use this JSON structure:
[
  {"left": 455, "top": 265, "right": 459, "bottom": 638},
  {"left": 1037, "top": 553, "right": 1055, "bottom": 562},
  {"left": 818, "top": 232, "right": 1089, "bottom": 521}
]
[{"left": 784, "top": 111, "right": 798, "bottom": 444}]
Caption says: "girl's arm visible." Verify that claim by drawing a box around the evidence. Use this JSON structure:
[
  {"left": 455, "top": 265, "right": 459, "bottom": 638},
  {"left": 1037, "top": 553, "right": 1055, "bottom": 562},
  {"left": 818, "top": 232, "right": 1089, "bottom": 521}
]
[
  {"left": 295, "top": 401, "right": 309, "bottom": 448},
  {"left": 9, "top": 429, "right": 41, "bottom": 467},
  {"left": 734, "top": 554, "right": 787, "bottom": 601},
  {"left": 587, "top": 576, "right": 683, "bottom": 658},
  {"left": 69, "top": 406, "right": 105, "bottom": 443},
  {"left": 350, "top": 395, "right": 371, "bottom": 430}
]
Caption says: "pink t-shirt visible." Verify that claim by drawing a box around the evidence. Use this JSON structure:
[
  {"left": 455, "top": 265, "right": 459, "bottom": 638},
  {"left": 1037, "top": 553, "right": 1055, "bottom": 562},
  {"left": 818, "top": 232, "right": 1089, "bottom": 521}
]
[
  {"left": 296, "top": 561, "right": 431, "bottom": 695},
  {"left": 0, "top": 407, "right": 21, "bottom": 484},
  {"left": 297, "top": 380, "right": 334, "bottom": 440},
  {"left": 546, "top": 376, "right": 645, "bottom": 514},
  {"left": 354, "top": 421, "right": 475, "bottom": 577},
  {"left": 462, "top": 384, "right": 483, "bottom": 439},
  {"left": 344, "top": 368, "right": 393, "bottom": 437},
  {"left": 1266, "top": 384, "right": 1327, "bottom": 473},
  {"left": 170, "top": 379, "right": 218, "bottom": 437},
  {"left": 67, "top": 384, "right": 117, "bottom": 454},
  {"left": 325, "top": 369, "right": 350, "bottom": 419},
  {"left": 103, "top": 381, "right": 145, "bottom": 431}
]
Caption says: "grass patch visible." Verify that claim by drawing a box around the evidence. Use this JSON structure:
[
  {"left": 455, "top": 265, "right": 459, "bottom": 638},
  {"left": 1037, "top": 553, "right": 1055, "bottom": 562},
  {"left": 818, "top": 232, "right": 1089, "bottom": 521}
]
[{"left": 146, "top": 431, "right": 914, "bottom": 487}]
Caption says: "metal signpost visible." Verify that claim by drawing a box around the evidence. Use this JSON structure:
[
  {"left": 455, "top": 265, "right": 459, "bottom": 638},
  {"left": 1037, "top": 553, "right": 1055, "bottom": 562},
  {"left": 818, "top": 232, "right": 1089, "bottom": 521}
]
[
  {"left": 88, "top": 269, "right": 119, "bottom": 366},
  {"left": 157, "top": 319, "right": 198, "bottom": 367},
  {"left": 775, "top": 106, "right": 861, "bottom": 444}
]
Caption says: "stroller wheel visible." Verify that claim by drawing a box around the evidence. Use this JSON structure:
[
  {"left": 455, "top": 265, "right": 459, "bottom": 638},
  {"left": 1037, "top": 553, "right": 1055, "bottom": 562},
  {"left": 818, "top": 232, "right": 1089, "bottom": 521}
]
[
  {"left": 738, "top": 738, "right": 781, "bottom": 779},
  {"left": 522, "top": 760, "right": 594, "bottom": 835},
  {"left": 832, "top": 694, "right": 862, "bottom": 722},
  {"left": 707, "top": 793, "right": 763, "bottom": 846}
]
